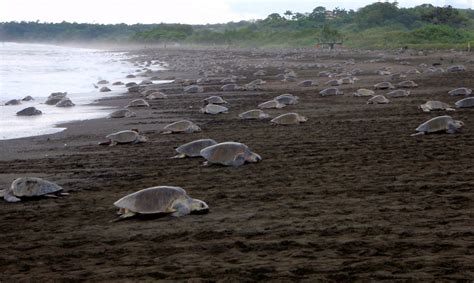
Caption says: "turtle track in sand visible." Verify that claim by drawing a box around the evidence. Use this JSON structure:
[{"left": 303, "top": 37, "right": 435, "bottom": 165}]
[{"left": 0, "top": 49, "right": 473, "bottom": 281}]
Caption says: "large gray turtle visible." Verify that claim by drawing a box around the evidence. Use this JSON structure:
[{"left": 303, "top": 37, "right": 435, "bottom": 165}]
[
  {"left": 162, "top": 120, "right": 201, "bottom": 134},
  {"left": 173, "top": 138, "right": 218, "bottom": 158},
  {"left": 44, "top": 92, "right": 67, "bottom": 105},
  {"left": 102, "top": 130, "right": 148, "bottom": 146},
  {"left": 201, "top": 104, "right": 229, "bottom": 115},
  {"left": 271, "top": 113, "right": 307, "bottom": 125},
  {"left": 258, "top": 100, "right": 285, "bottom": 109},
  {"left": 0, "top": 177, "right": 67, "bottom": 203},
  {"left": 367, "top": 95, "right": 390, "bottom": 104},
  {"left": 113, "top": 186, "right": 208, "bottom": 221},
  {"left": 298, "top": 80, "right": 318, "bottom": 87},
  {"left": 145, "top": 92, "right": 167, "bottom": 100},
  {"left": 16, "top": 107, "right": 42, "bottom": 116},
  {"left": 374, "top": 82, "right": 395, "bottom": 90},
  {"left": 221, "top": 84, "right": 240, "bottom": 91},
  {"left": 396, "top": 80, "right": 418, "bottom": 88},
  {"left": 274, "top": 94, "right": 298, "bottom": 105},
  {"left": 127, "top": 99, "right": 149, "bottom": 108},
  {"left": 411, "top": 115, "right": 463, "bottom": 136},
  {"left": 387, "top": 89, "right": 410, "bottom": 98},
  {"left": 325, "top": 79, "right": 341, "bottom": 86},
  {"left": 419, "top": 101, "right": 454, "bottom": 112},
  {"left": 203, "top": 96, "right": 227, "bottom": 104},
  {"left": 184, "top": 85, "right": 204, "bottom": 93},
  {"left": 320, "top": 87, "right": 343, "bottom": 96},
  {"left": 108, "top": 109, "right": 136, "bottom": 118},
  {"left": 455, "top": 97, "right": 474, "bottom": 108},
  {"left": 5, "top": 99, "right": 21, "bottom": 106},
  {"left": 448, "top": 88, "right": 472, "bottom": 97},
  {"left": 56, "top": 97, "right": 75, "bottom": 107},
  {"left": 447, "top": 65, "right": 466, "bottom": 72},
  {"left": 239, "top": 109, "right": 270, "bottom": 120},
  {"left": 200, "top": 142, "right": 261, "bottom": 167},
  {"left": 353, "top": 88, "right": 374, "bottom": 97}
]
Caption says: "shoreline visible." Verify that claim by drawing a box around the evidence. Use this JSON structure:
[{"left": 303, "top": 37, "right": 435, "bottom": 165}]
[{"left": 0, "top": 47, "right": 473, "bottom": 281}]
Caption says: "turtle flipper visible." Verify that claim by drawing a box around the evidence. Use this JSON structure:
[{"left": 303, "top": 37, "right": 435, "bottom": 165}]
[
  {"left": 170, "top": 153, "right": 186, "bottom": 159},
  {"left": 111, "top": 211, "right": 136, "bottom": 222},
  {"left": 4, "top": 192, "right": 21, "bottom": 203},
  {"left": 410, "top": 132, "right": 424, "bottom": 137},
  {"left": 171, "top": 202, "right": 191, "bottom": 217}
]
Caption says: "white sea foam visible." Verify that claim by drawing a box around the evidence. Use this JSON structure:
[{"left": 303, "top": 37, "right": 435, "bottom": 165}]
[{"left": 0, "top": 42, "right": 163, "bottom": 140}]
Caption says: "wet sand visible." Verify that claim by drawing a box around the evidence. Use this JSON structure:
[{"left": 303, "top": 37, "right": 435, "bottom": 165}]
[{"left": 0, "top": 47, "right": 473, "bottom": 281}]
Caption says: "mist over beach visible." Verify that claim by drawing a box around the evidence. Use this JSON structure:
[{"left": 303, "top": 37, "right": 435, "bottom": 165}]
[{"left": 0, "top": 0, "right": 473, "bottom": 281}]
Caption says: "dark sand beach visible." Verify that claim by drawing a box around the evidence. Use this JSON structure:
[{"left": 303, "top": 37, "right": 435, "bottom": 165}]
[{"left": 1, "top": 47, "right": 473, "bottom": 281}]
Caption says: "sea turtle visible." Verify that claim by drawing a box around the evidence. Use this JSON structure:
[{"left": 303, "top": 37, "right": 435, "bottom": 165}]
[
  {"left": 125, "top": 82, "right": 137, "bottom": 87},
  {"left": 411, "top": 115, "right": 463, "bottom": 136},
  {"left": 0, "top": 177, "right": 68, "bottom": 203},
  {"left": 22, "top": 96, "right": 34, "bottom": 101},
  {"left": 447, "top": 65, "right": 466, "bottom": 72},
  {"left": 253, "top": 70, "right": 266, "bottom": 76},
  {"left": 5, "top": 99, "right": 21, "bottom": 106},
  {"left": 419, "top": 101, "right": 455, "bottom": 112},
  {"left": 16, "top": 107, "right": 42, "bottom": 116},
  {"left": 455, "top": 97, "right": 474, "bottom": 108},
  {"left": 298, "top": 80, "right": 317, "bottom": 87},
  {"left": 108, "top": 109, "right": 137, "bottom": 118},
  {"left": 258, "top": 100, "right": 286, "bottom": 109},
  {"left": 271, "top": 113, "right": 307, "bottom": 125},
  {"left": 126, "top": 74, "right": 136, "bottom": 78},
  {"left": 56, "top": 97, "right": 75, "bottom": 107},
  {"left": 274, "top": 94, "right": 298, "bottom": 105},
  {"left": 390, "top": 73, "right": 406, "bottom": 80},
  {"left": 113, "top": 186, "right": 208, "bottom": 220},
  {"left": 353, "top": 88, "right": 374, "bottom": 97},
  {"left": 221, "top": 84, "right": 240, "bottom": 91},
  {"left": 112, "top": 81, "right": 124, "bottom": 86},
  {"left": 239, "top": 109, "right": 270, "bottom": 120},
  {"left": 448, "top": 88, "right": 472, "bottom": 97},
  {"left": 203, "top": 96, "right": 227, "bottom": 105},
  {"left": 339, "top": 77, "right": 354, "bottom": 84},
  {"left": 162, "top": 120, "right": 201, "bottom": 134},
  {"left": 367, "top": 95, "right": 390, "bottom": 104},
  {"left": 374, "top": 82, "right": 395, "bottom": 90},
  {"left": 387, "top": 89, "right": 410, "bottom": 98},
  {"left": 184, "top": 85, "right": 204, "bottom": 93},
  {"left": 100, "top": 87, "right": 111, "bottom": 92},
  {"left": 200, "top": 142, "right": 261, "bottom": 167},
  {"left": 397, "top": 80, "right": 418, "bottom": 88},
  {"left": 326, "top": 79, "right": 341, "bottom": 86},
  {"left": 101, "top": 130, "right": 148, "bottom": 146},
  {"left": 406, "top": 69, "right": 420, "bottom": 75},
  {"left": 146, "top": 92, "right": 167, "bottom": 100},
  {"left": 127, "top": 99, "right": 149, "bottom": 108},
  {"left": 201, "top": 104, "right": 229, "bottom": 115},
  {"left": 320, "top": 87, "right": 343, "bottom": 96},
  {"left": 97, "top": 80, "right": 109, "bottom": 84},
  {"left": 44, "top": 92, "right": 67, "bottom": 105},
  {"left": 173, "top": 139, "right": 218, "bottom": 158}
]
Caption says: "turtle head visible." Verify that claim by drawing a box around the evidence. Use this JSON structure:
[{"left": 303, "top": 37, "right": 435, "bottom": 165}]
[
  {"left": 192, "top": 124, "right": 202, "bottom": 132},
  {"left": 246, "top": 152, "right": 262, "bottom": 163},
  {"left": 455, "top": 120, "right": 464, "bottom": 128},
  {"left": 137, "top": 135, "right": 149, "bottom": 143},
  {"left": 189, "top": 198, "right": 209, "bottom": 214}
]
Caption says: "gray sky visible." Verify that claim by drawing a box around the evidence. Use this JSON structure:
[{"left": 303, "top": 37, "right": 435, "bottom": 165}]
[{"left": 1, "top": 0, "right": 472, "bottom": 25}]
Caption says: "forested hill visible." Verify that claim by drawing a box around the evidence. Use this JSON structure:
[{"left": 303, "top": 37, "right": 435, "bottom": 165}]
[{"left": 1, "top": 2, "right": 474, "bottom": 49}]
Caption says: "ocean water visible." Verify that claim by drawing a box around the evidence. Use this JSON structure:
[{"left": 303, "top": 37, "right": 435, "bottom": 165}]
[{"left": 0, "top": 42, "right": 161, "bottom": 140}]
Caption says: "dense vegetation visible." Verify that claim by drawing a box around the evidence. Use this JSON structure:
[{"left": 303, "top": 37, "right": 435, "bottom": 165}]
[{"left": 1, "top": 2, "right": 473, "bottom": 49}]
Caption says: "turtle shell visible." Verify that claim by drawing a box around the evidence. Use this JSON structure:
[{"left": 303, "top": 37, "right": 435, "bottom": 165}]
[
  {"left": 114, "top": 186, "right": 187, "bottom": 214},
  {"left": 106, "top": 130, "right": 139, "bottom": 143},
  {"left": 10, "top": 177, "right": 63, "bottom": 198},
  {"left": 176, "top": 139, "right": 218, "bottom": 157},
  {"left": 239, "top": 109, "right": 269, "bottom": 120}
]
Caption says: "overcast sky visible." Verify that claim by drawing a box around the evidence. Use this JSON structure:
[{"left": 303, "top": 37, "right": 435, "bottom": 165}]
[{"left": 1, "top": 0, "right": 472, "bottom": 25}]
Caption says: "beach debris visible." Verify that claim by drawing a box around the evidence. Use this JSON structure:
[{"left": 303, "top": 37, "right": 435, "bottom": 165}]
[
  {"left": 274, "top": 94, "right": 298, "bottom": 105},
  {"left": 184, "top": 85, "right": 204, "bottom": 93},
  {"left": 203, "top": 96, "right": 227, "bottom": 105},
  {"left": 271, "top": 113, "right": 307, "bottom": 125},
  {"left": 162, "top": 120, "right": 201, "bottom": 134},
  {"left": 411, "top": 115, "right": 463, "bottom": 136},
  {"left": 239, "top": 109, "right": 270, "bottom": 120},
  {"left": 44, "top": 92, "right": 67, "bottom": 105},
  {"left": 419, "top": 101, "right": 454, "bottom": 112},
  {"left": 56, "top": 97, "right": 75, "bottom": 107},
  {"left": 108, "top": 109, "right": 136, "bottom": 118},
  {"left": 127, "top": 99, "right": 149, "bottom": 108},
  {"left": 173, "top": 139, "right": 218, "bottom": 159},
  {"left": 200, "top": 142, "right": 261, "bottom": 167},
  {"left": 353, "top": 88, "right": 374, "bottom": 97},
  {"left": 5, "top": 99, "right": 21, "bottom": 106},
  {"left": 101, "top": 130, "right": 148, "bottom": 146},
  {"left": 448, "top": 87, "right": 472, "bottom": 97},
  {"left": 396, "top": 80, "right": 418, "bottom": 88},
  {"left": 16, "top": 107, "right": 42, "bottom": 116},
  {"left": 201, "top": 104, "right": 228, "bottom": 115},
  {"left": 0, "top": 177, "right": 68, "bottom": 203},
  {"left": 374, "top": 82, "right": 395, "bottom": 90},
  {"left": 387, "top": 89, "right": 410, "bottom": 98},
  {"left": 320, "top": 87, "right": 343, "bottom": 96},
  {"left": 113, "top": 186, "right": 208, "bottom": 221},
  {"left": 367, "top": 95, "right": 390, "bottom": 104},
  {"left": 455, "top": 97, "right": 474, "bottom": 108}
]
